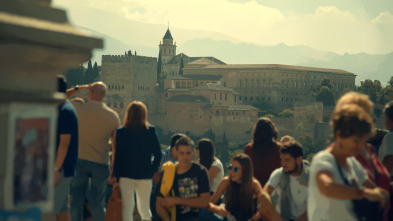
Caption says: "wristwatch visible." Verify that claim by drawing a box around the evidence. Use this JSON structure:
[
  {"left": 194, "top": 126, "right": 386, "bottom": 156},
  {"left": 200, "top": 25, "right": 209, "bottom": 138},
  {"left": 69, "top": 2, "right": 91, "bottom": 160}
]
[{"left": 74, "top": 85, "right": 79, "bottom": 91}]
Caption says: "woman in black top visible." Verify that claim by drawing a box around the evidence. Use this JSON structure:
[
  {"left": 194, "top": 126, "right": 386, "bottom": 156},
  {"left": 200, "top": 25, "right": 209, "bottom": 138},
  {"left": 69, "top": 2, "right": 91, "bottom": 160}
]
[{"left": 112, "top": 101, "right": 162, "bottom": 221}]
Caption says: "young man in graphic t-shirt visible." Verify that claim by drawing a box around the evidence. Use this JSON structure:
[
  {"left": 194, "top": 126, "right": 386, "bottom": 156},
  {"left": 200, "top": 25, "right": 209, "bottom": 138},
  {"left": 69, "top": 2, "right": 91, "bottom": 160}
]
[
  {"left": 265, "top": 141, "right": 309, "bottom": 221},
  {"left": 156, "top": 136, "right": 210, "bottom": 221}
]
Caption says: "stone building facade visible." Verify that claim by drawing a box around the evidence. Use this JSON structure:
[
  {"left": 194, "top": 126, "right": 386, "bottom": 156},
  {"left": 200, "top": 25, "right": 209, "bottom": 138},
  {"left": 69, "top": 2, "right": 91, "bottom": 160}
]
[
  {"left": 100, "top": 54, "right": 159, "bottom": 120},
  {"left": 100, "top": 28, "right": 356, "bottom": 143}
]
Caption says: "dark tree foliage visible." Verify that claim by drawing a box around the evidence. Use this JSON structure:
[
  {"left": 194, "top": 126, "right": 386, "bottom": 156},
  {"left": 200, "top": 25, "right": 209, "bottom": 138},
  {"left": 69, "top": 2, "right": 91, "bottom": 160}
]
[
  {"left": 179, "top": 56, "right": 184, "bottom": 76},
  {"left": 157, "top": 51, "right": 162, "bottom": 77},
  {"left": 219, "top": 133, "right": 230, "bottom": 172},
  {"left": 83, "top": 60, "right": 100, "bottom": 84},
  {"left": 127, "top": 50, "right": 132, "bottom": 56},
  {"left": 316, "top": 86, "right": 335, "bottom": 106},
  {"left": 314, "top": 76, "right": 334, "bottom": 94},
  {"left": 357, "top": 79, "right": 382, "bottom": 103},
  {"left": 388, "top": 76, "right": 393, "bottom": 87},
  {"left": 314, "top": 76, "right": 335, "bottom": 106},
  {"left": 63, "top": 65, "right": 84, "bottom": 88},
  {"left": 379, "top": 86, "right": 393, "bottom": 105}
]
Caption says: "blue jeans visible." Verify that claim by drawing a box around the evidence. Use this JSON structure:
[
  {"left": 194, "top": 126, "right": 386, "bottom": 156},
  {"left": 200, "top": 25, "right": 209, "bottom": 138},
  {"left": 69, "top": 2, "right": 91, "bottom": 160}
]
[{"left": 70, "top": 159, "right": 109, "bottom": 221}]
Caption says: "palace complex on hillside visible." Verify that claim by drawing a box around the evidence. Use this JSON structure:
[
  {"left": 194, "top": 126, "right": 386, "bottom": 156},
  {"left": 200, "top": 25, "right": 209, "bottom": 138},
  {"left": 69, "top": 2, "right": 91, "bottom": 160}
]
[{"left": 101, "top": 28, "right": 356, "bottom": 143}]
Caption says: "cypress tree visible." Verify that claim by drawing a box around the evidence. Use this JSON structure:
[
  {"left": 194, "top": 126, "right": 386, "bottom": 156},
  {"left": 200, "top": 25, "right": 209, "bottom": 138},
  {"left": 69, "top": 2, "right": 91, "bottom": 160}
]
[
  {"left": 220, "top": 132, "right": 230, "bottom": 172},
  {"left": 179, "top": 55, "right": 184, "bottom": 76}
]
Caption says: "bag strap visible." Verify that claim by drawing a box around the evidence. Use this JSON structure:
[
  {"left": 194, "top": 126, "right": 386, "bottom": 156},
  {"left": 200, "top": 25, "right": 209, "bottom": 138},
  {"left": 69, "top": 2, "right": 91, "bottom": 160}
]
[{"left": 335, "top": 159, "right": 350, "bottom": 186}]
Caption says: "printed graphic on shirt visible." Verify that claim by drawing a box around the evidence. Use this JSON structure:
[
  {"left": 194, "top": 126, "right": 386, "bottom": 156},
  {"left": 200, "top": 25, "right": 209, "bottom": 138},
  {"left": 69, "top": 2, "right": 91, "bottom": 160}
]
[{"left": 177, "top": 177, "right": 199, "bottom": 214}]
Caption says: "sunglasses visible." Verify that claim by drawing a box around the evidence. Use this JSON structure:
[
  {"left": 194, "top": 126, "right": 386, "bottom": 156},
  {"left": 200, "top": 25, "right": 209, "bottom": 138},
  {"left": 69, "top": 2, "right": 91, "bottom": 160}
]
[{"left": 228, "top": 165, "right": 239, "bottom": 172}]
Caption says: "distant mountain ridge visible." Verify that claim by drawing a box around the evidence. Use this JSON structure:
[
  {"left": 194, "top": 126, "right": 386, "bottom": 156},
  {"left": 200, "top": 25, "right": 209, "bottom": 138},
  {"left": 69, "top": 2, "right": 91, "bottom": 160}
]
[{"left": 71, "top": 7, "right": 391, "bottom": 85}]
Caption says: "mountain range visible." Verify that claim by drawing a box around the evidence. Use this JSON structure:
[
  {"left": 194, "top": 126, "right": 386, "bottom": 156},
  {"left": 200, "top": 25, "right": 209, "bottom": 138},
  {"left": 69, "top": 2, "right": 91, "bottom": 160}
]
[{"left": 67, "top": 6, "right": 392, "bottom": 85}]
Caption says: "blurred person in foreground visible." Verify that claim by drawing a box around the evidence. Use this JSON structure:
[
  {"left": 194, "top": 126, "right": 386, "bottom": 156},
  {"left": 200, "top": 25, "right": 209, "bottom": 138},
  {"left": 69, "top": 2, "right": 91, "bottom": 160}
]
[
  {"left": 53, "top": 75, "right": 79, "bottom": 221},
  {"left": 336, "top": 92, "right": 391, "bottom": 220},
  {"left": 308, "top": 104, "right": 388, "bottom": 221}
]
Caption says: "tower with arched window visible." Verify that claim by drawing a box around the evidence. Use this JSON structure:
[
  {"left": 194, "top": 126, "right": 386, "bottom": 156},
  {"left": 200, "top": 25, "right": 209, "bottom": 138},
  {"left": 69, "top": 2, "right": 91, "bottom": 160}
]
[{"left": 159, "top": 28, "right": 176, "bottom": 64}]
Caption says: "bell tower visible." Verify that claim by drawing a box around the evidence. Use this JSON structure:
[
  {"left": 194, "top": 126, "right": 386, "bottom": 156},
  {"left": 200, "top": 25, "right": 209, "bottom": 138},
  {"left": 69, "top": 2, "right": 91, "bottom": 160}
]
[{"left": 159, "top": 27, "right": 176, "bottom": 64}]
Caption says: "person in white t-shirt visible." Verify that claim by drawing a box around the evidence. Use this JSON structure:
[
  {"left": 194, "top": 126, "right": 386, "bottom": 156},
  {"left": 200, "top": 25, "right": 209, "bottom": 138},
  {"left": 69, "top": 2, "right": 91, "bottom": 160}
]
[
  {"left": 265, "top": 141, "right": 309, "bottom": 221},
  {"left": 308, "top": 104, "right": 388, "bottom": 221},
  {"left": 379, "top": 101, "right": 393, "bottom": 176},
  {"left": 196, "top": 138, "right": 224, "bottom": 193}
]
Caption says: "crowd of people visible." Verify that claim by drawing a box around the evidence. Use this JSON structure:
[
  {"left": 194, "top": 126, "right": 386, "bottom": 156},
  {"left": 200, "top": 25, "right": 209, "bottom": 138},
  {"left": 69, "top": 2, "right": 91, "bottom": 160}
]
[{"left": 54, "top": 76, "right": 393, "bottom": 221}]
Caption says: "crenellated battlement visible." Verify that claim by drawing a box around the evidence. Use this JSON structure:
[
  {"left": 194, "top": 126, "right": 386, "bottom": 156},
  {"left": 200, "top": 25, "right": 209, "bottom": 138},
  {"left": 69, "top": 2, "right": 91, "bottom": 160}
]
[
  {"left": 102, "top": 54, "right": 157, "bottom": 64},
  {"left": 134, "top": 55, "right": 157, "bottom": 63}
]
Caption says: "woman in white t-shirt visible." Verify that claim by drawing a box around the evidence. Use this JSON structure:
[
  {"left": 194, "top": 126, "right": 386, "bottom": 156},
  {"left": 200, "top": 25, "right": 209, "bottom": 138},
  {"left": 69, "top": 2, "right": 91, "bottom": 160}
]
[
  {"left": 308, "top": 104, "right": 388, "bottom": 221},
  {"left": 196, "top": 138, "right": 224, "bottom": 193}
]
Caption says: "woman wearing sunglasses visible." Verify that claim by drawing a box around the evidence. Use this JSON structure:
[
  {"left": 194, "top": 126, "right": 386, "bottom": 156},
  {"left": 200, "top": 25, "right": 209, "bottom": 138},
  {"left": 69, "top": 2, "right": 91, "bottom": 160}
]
[{"left": 208, "top": 153, "right": 281, "bottom": 221}]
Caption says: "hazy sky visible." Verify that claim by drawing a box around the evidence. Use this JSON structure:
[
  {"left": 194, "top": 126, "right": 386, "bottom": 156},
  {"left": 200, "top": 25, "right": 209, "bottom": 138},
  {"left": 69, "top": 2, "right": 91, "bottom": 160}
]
[{"left": 54, "top": 0, "right": 393, "bottom": 55}]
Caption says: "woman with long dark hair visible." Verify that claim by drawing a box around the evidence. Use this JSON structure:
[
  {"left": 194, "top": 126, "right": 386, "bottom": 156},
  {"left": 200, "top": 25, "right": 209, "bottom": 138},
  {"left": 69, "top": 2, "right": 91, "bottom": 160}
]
[
  {"left": 208, "top": 153, "right": 281, "bottom": 221},
  {"left": 196, "top": 138, "right": 224, "bottom": 194},
  {"left": 112, "top": 101, "right": 162, "bottom": 221},
  {"left": 244, "top": 117, "right": 281, "bottom": 186}
]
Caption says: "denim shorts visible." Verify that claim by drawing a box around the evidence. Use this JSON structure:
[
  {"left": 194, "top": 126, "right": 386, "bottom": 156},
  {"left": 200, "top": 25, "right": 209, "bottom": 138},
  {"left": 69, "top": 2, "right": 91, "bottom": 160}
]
[{"left": 54, "top": 171, "right": 73, "bottom": 215}]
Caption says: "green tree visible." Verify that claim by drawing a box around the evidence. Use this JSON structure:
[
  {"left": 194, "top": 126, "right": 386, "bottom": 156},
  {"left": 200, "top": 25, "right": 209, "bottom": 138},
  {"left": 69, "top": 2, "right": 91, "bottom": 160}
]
[
  {"left": 388, "top": 76, "right": 393, "bottom": 87},
  {"left": 379, "top": 85, "right": 393, "bottom": 105},
  {"left": 83, "top": 60, "right": 93, "bottom": 84},
  {"left": 219, "top": 133, "right": 230, "bottom": 173},
  {"left": 278, "top": 109, "right": 294, "bottom": 118},
  {"left": 314, "top": 76, "right": 333, "bottom": 95},
  {"left": 357, "top": 79, "right": 382, "bottom": 103},
  {"left": 127, "top": 50, "right": 132, "bottom": 56},
  {"left": 93, "top": 61, "right": 99, "bottom": 80},
  {"left": 63, "top": 65, "right": 84, "bottom": 87},
  {"left": 179, "top": 56, "right": 184, "bottom": 76},
  {"left": 157, "top": 51, "right": 162, "bottom": 78},
  {"left": 316, "top": 86, "right": 335, "bottom": 106},
  {"left": 313, "top": 76, "right": 335, "bottom": 106},
  {"left": 201, "top": 128, "right": 215, "bottom": 142},
  {"left": 297, "top": 134, "right": 329, "bottom": 158}
]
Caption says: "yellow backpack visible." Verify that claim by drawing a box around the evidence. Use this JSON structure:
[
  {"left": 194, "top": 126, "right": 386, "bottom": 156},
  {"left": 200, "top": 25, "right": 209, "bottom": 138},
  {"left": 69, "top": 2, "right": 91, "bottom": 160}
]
[{"left": 160, "top": 161, "right": 178, "bottom": 221}]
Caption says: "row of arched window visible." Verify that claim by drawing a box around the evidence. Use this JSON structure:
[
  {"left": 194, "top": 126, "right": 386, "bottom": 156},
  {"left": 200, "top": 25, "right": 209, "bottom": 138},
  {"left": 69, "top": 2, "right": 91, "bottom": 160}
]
[
  {"left": 137, "top": 85, "right": 150, "bottom": 91},
  {"left": 174, "top": 81, "right": 215, "bottom": 88},
  {"left": 238, "top": 96, "right": 271, "bottom": 102},
  {"left": 108, "top": 85, "right": 124, "bottom": 90}
]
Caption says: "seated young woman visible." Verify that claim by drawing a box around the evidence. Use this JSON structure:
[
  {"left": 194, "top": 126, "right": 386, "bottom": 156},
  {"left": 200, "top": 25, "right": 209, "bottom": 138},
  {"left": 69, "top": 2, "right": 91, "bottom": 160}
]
[{"left": 208, "top": 153, "right": 282, "bottom": 221}]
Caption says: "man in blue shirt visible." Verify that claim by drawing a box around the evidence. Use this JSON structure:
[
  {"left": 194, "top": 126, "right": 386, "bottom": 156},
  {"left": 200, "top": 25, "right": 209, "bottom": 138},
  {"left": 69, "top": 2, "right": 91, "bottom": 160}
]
[{"left": 54, "top": 75, "right": 79, "bottom": 221}]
